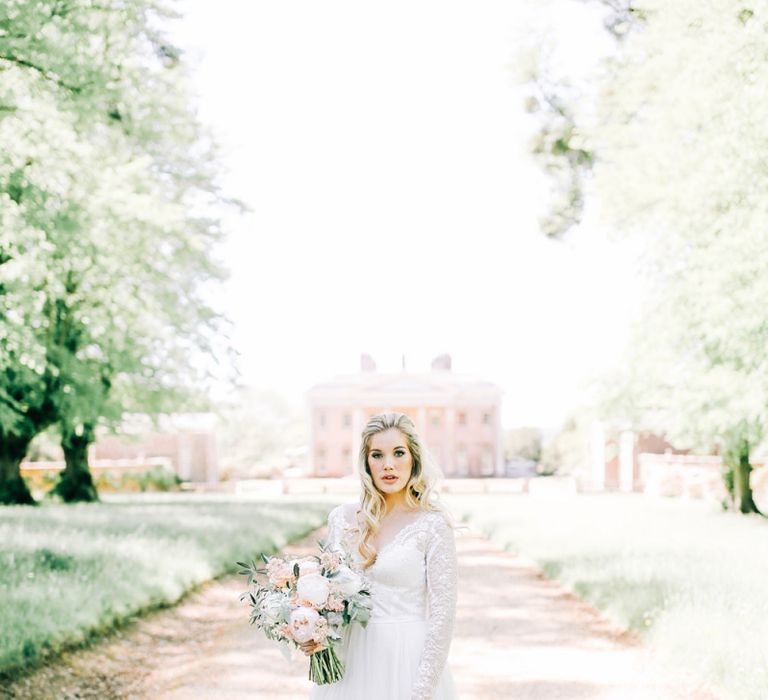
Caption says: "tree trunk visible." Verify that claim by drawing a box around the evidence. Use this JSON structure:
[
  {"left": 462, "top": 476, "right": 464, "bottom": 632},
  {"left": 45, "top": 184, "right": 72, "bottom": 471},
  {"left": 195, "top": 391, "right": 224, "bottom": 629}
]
[
  {"left": 0, "top": 434, "right": 36, "bottom": 505},
  {"left": 734, "top": 437, "right": 761, "bottom": 515},
  {"left": 52, "top": 423, "right": 99, "bottom": 502},
  {"left": 723, "top": 431, "right": 763, "bottom": 516}
]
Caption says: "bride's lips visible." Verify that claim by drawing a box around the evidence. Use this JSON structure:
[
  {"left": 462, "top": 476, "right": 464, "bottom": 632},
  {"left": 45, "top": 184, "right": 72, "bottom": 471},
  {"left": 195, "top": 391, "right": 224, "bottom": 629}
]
[{"left": 381, "top": 475, "right": 398, "bottom": 483}]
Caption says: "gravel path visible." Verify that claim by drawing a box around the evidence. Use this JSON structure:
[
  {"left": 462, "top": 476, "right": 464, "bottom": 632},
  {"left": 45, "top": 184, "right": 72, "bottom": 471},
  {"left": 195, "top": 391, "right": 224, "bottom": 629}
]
[{"left": 2, "top": 522, "right": 718, "bottom": 699}]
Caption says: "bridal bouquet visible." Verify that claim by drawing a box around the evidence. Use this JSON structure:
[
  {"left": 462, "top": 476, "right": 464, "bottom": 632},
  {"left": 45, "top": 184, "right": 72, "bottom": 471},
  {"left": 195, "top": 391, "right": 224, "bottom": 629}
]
[{"left": 239, "top": 538, "right": 372, "bottom": 685}]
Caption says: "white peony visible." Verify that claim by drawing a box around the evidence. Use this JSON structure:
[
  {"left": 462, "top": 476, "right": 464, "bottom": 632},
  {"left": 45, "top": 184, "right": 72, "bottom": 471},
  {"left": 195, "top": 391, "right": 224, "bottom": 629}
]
[
  {"left": 297, "top": 572, "right": 330, "bottom": 607},
  {"left": 261, "top": 591, "right": 286, "bottom": 625},
  {"left": 289, "top": 606, "right": 320, "bottom": 643},
  {"left": 290, "top": 558, "right": 321, "bottom": 576},
  {"left": 332, "top": 565, "right": 363, "bottom": 597}
]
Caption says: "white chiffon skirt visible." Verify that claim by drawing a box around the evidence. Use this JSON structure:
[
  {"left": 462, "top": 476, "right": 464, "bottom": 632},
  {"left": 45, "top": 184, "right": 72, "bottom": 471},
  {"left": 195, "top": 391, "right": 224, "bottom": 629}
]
[{"left": 308, "top": 618, "right": 458, "bottom": 699}]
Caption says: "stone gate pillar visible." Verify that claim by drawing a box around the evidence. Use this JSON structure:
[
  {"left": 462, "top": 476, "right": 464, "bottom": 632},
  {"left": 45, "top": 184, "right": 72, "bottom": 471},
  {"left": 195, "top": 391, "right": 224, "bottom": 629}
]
[
  {"left": 619, "top": 430, "right": 635, "bottom": 492},
  {"left": 589, "top": 420, "right": 606, "bottom": 491}
]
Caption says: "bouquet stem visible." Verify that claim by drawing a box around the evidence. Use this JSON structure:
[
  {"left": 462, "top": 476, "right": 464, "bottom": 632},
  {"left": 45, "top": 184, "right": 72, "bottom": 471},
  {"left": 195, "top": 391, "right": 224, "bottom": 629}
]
[{"left": 308, "top": 647, "right": 345, "bottom": 685}]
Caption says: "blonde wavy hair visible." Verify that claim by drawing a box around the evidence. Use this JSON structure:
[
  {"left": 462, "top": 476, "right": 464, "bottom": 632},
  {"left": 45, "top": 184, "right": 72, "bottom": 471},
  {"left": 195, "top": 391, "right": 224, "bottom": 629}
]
[{"left": 354, "top": 411, "right": 458, "bottom": 570}]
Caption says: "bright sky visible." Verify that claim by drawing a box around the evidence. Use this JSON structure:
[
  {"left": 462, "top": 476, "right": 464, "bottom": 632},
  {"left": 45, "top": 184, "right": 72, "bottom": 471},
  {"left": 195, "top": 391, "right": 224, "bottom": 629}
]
[{"left": 173, "top": 0, "right": 645, "bottom": 431}]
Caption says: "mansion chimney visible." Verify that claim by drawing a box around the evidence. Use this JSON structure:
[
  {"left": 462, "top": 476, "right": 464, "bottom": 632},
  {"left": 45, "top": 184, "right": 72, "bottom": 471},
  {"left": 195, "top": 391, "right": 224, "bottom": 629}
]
[{"left": 431, "top": 353, "right": 452, "bottom": 371}]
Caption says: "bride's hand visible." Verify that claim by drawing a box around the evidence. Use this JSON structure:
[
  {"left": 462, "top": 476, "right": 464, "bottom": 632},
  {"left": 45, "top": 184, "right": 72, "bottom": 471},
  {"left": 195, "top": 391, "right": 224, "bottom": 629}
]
[{"left": 298, "top": 639, "right": 322, "bottom": 656}]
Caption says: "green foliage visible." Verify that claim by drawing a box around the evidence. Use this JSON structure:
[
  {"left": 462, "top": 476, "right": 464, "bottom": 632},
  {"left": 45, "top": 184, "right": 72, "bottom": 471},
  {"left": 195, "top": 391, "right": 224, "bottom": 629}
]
[
  {"left": 216, "top": 387, "right": 307, "bottom": 478},
  {"left": 592, "top": 1, "right": 768, "bottom": 512},
  {"left": 520, "top": 70, "right": 594, "bottom": 238},
  {"left": 91, "top": 465, "right": 182, "bottom": 493},
  {"left": 0, "top": 0, "right": 241, "bottom": 502},
  {"left": 135, "top": 465, "right": 183, "bottom": 492},
  {"left": 513, "top": 1, "right": 643, "bottom": 238},
  {"left": 521, "top": 1, "right": 768, "bottom": 513},
  {"left": 504, "top": 426, "right": 543, "bottom": 463},
  {"left": 538, "top": 408, "right": 595, "bottom": 475},
  {"left": 0, "top": 497, "right": 332, "bottom": 678}
]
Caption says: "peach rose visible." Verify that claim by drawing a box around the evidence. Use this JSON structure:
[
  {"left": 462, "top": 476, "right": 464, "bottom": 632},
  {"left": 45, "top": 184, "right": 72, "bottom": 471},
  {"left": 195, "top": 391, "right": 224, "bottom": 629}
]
[
  {"left": 312, "top": 616, "right": 329, "bottom": 643},
  {"left": 266, "top": 558, "right": 294, "bottom": 588},
  {"left": 325, "top": 594, "right": 344, "bottom": 612},
  {"left": 320, "top": 551, "right": 342, "bottom": 573}
]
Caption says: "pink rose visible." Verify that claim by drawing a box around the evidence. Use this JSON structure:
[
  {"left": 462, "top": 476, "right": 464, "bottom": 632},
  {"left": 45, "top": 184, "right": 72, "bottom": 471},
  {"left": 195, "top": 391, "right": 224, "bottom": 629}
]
[
  {"left": 320, "top": 551, "right": 342, "bottom": 573},
  {"left": 312, "top": 616, "right": 329, "bottom": 643}
]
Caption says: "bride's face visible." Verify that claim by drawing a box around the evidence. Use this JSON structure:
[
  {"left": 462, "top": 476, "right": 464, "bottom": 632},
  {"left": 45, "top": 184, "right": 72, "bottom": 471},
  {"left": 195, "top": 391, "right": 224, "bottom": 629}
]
[{"left": 367, "top": 428, "right": 413, "bottom": 495}]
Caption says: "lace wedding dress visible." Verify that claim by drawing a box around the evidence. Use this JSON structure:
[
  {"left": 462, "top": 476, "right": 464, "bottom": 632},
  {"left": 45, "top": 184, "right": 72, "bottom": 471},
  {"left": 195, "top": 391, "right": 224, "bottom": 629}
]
[{"left": 309, "top": 503, "right": 459, "bottom": 700}]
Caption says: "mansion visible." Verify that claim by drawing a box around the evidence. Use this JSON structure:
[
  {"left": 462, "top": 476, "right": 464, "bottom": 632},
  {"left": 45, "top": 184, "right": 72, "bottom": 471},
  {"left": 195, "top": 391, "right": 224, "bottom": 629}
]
[{"left": 305, "top": 353, "right": 503, "bottom": 478}]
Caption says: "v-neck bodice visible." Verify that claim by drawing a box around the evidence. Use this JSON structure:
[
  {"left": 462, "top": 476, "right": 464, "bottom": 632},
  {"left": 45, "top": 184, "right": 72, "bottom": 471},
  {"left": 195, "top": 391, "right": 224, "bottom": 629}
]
[
  {"left": 371, "top": 512, "right": 425, "bottom": 556},
  {"left": 333, "top": 506, "right": 426, "bottom": 562}
]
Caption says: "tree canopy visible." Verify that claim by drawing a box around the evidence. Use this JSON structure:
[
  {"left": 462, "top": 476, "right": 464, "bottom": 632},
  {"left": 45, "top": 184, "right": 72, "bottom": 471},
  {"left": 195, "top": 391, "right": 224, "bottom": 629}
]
[
  {"left": 521, "top": 0, "right": 768, "bottom": 513},
  {"left": 0, "top": 0, "right": 238, "bottom": 503}
]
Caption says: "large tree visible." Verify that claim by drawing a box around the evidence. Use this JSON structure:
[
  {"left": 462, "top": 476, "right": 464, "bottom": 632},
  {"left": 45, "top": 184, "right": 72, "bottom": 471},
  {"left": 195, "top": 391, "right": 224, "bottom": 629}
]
[
  {"left": 520, "top": 1, "right": 768, "bottom": 514},
  {"left": 0, "top": 0, "right": 236, "bottom": 503}
]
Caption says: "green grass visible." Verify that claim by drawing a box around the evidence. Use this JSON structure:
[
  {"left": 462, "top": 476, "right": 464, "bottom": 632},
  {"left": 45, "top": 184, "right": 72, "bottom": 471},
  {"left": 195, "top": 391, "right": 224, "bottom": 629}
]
[
  {"left": 447, "top": 492, "right": 768, "bottom": 700},
  {"left": 0, "top": 495, "right": 334, "bottom": 678}
]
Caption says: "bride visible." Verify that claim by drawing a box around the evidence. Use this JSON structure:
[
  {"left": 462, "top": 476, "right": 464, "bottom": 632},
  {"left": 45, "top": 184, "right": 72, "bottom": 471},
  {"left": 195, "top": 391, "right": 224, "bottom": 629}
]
[{"left": 302, "top": 411, "right": 459, "bottom": 699}]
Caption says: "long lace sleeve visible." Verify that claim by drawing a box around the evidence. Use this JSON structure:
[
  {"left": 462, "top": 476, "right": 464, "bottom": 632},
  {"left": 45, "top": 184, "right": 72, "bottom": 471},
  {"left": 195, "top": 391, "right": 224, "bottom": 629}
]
[
  {"left": 410, "top": 513, "right": 458, "bottom": 700},
  {"left": 325, "top": 505, "right": 345, "bottom": 553}
]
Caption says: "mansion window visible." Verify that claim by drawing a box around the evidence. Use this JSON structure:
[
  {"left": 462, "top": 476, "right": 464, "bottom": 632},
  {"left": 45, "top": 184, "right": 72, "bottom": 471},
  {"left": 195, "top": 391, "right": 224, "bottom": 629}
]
[
  {"left": 456, "top": 445, "right": 469, "bottom": 475},
  {"left": 317, "top": 447, "right": 327, "bottom": 474},
  {"left": 481, "top": 445, "right": 494, "bottom": 475}
]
